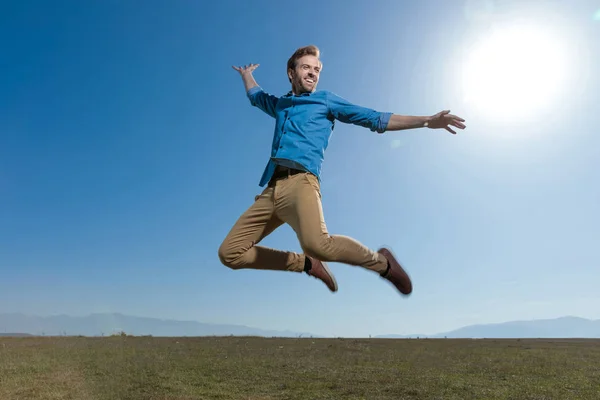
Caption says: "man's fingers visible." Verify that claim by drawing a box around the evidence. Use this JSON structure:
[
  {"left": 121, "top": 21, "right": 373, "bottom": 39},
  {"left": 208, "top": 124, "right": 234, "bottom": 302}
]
[
  {"left": 451, "top": 120, "right": 466, "bottom": 129},
  {"left": 232, "top": 64, "right": 260, "bottom": 74},
  {"left": 445, "top": 126, "right": 456, "bottom": 134},
  {"left": 441, "top": 114, "right": 466, "bottom": 129}
]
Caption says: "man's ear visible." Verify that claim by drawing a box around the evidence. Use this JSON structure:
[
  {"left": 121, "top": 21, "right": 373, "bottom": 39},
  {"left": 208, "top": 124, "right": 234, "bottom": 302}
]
[{"left": 287, "top": 68, "right": 294, "bottom": 82}]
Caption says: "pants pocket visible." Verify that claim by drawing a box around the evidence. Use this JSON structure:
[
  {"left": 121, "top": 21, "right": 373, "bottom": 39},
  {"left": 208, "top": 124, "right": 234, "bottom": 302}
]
[{"left": 304, "top": 173, "right": 322, "bottom": 199}]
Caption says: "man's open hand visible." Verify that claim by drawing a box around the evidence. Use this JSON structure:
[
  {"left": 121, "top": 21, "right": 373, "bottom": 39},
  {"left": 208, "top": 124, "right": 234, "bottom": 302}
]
[
  {"left": 232, "top": 64, "right": 260, "bottom": 92},
  {"left": 427, "top": 110, "right": 466, "bottom": 134},
  {"left": 232, "top": 64, "right": 259, "bottom": 76}
]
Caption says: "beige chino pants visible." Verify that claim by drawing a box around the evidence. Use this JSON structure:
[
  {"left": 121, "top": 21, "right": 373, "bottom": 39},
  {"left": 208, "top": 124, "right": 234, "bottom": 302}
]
[{"left": 218, "top": 171, "right": 389, "bottom": 274}]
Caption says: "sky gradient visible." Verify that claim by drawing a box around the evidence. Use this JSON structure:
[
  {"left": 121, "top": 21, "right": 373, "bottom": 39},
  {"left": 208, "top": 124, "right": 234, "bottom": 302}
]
[{"left": 1, "top": 0, "right": 599, "bottom": 337}]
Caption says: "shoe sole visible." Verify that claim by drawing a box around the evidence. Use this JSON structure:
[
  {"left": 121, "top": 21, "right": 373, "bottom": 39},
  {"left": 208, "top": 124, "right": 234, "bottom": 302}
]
[{"left": 321, "top": 261, "right": 338, "bottom": 292}]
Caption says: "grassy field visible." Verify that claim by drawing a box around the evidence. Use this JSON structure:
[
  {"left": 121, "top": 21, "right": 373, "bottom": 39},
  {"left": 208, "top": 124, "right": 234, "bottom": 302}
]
[{"left": 1, "top": 336, "right": 599, "bottom": 400}]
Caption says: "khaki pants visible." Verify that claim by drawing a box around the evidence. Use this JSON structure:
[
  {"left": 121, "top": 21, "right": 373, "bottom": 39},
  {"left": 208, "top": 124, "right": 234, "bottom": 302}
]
[{"left": 218, "top": 171, "right": 388, "bottom": 274}]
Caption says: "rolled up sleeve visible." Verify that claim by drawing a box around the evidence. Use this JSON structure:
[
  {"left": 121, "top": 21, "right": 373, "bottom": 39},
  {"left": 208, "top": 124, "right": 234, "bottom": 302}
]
[{"left": 326, "top": 91, "right": 391, "bottom": 133}]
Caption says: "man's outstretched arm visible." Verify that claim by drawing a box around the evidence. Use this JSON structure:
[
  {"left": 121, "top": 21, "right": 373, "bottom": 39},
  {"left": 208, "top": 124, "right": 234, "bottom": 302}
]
[
  {"left": 386, "top": 111, "right": 466, "bottom": 135},
  {"left": 327, "top": 92, "right": 466, "bottom": 135},
  {"left": 232, "top": 63, "right": 279, "bottom": 118}
]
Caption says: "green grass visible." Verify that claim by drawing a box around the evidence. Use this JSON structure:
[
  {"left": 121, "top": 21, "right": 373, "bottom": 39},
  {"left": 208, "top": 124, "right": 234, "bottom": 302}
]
[{"left": 1, "top": 336, "right": 599, "bottom": 399}]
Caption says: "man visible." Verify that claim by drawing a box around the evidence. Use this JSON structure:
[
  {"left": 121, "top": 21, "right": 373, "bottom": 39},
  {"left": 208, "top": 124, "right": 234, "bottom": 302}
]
[{"left": 219, "top": 45, "right": 466, "bottom": 295}]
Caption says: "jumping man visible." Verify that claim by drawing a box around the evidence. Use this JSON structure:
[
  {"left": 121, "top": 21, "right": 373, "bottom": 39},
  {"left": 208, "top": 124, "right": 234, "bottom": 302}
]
[{"left": 219, "top": 45, "right": 466, "bottom": 295}]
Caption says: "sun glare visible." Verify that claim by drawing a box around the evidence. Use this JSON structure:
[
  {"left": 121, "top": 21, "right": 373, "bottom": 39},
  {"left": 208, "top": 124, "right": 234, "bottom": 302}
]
[{"left": 462, "top": 23, "right": 568, "bottom": 122}]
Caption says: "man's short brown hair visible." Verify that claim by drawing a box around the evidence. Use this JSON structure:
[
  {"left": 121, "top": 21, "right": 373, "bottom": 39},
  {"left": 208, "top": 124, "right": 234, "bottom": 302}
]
[{"left": 287, "top": 45, "right": 322, "bottom": 82}]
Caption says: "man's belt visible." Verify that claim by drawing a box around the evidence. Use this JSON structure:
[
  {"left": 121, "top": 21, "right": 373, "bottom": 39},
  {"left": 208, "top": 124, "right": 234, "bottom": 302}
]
[{"left": 270, "top": 165, "right": 305, "bottom": 183}]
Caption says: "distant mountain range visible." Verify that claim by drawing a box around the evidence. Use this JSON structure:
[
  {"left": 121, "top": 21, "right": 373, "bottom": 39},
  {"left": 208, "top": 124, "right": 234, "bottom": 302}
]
[
  {"left": 0, "top": 332, "right": 33, "bottom": 337},
  {"left": 376, "top": 316, "right": 600, "bottom": 339},
  {"left": 0, "top": 313, "right": 318, "bottom": 338},
  {"left": 1, "top": 313, "right": 598, "bottom": 338}
]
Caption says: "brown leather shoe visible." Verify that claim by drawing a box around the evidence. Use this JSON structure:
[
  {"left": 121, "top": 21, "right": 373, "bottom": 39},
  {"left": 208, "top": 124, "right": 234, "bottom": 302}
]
[
  {"left": 305, "top": 256, "right": 338, "bottom": 292},
  {"left": 378, "top": 247, "right": 412, "bottom": 295}
]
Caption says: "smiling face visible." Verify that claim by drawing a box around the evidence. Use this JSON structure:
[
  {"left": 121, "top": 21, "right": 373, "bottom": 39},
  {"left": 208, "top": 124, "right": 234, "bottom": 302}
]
[{"left": 288, "top": 54, "right": 322, "bottom": 95}]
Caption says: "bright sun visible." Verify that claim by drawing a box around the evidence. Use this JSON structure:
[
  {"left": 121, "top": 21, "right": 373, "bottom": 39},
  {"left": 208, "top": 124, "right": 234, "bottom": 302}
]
[{"left": 462, "top": 23, "right": 568, "bottom": 121}]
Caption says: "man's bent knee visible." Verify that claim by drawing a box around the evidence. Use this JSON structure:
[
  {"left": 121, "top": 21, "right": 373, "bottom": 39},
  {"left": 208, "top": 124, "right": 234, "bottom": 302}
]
[
  {"left": 217, "top": 241, "right": 244, "bottom": 270},
  {"left": 301, "top": 237, "right": 332, "bottom": 261}
]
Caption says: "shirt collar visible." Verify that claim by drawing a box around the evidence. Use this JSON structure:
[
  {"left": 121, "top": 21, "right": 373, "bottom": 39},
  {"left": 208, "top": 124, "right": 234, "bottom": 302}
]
[{"left": 284, "top": 90, "right": 313, "bottom": 98}]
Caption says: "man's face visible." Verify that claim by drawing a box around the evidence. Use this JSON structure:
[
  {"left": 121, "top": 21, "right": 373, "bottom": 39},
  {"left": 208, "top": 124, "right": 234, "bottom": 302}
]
[{"left": 288, "top": 55, "right": 321, "bottom": 94}]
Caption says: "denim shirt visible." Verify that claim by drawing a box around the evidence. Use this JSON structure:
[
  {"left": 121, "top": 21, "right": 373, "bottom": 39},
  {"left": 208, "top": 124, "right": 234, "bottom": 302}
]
[{"left": 247, "top": 86, "right": 392, "bottom": 187}]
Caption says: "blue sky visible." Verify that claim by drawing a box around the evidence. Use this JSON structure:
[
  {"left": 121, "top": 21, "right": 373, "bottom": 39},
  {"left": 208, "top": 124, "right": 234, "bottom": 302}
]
[{"left": 1, "top": 0, "right": 599, "bottom": 337}]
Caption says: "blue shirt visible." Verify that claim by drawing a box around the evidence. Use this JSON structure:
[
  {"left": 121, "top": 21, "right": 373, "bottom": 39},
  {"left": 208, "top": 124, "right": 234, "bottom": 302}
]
[{"left": 247, "top": 86, "right": 392, "bottom": 187}]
